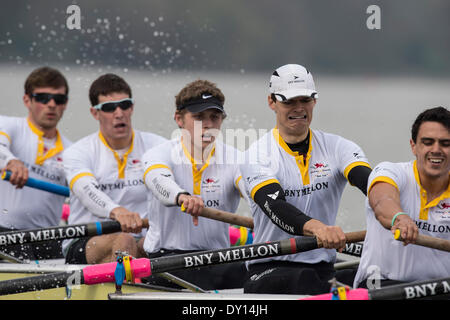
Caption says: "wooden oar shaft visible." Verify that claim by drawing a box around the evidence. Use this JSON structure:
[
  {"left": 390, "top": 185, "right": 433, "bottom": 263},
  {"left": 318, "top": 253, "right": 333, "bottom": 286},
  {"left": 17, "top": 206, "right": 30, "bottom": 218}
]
[
  {"left": 2, "top": 170, "right": 70, "bottom": 197},
  {"left": 0, "top": 231, "right": 364, "bottom": 296},
  {"left": 0, "top": 219, "right": 149, "bottom": 247},
  {"left": 394, "top": 230, "right": 450, "bottom": 252},
  {"left": 200, "top": 207, "right": 254, "bottom": 229}
]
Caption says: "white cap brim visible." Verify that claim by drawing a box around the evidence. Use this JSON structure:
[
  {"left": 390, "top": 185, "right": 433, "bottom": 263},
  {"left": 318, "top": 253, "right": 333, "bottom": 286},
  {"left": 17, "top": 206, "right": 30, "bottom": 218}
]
[{"left": 272, "top": 88, "right": 318, "bottom": 101}]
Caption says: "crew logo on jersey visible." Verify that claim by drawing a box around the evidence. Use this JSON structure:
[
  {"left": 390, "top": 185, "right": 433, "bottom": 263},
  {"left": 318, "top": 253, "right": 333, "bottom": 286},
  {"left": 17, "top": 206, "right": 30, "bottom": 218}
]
[
  {"left": 202, "top": 177, "right": 221, "bottom": 193},
  {"left": 128, "top": 158, "right": 143, "bottom": 172},
  {"left": 310, "top": 161, "right": 332, "bottom": 179},
  {"left": 437, "top": 201, "right": 450, "bottom": 219}
]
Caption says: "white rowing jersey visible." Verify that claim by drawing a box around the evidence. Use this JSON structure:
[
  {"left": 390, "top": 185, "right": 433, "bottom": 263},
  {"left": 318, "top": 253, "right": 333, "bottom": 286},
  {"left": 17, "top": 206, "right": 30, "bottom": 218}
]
[
  {"left": 142, "top": 138, "right": 243, "bottom": 253},
  {"left": 63, "top": 130, "right": 166, "bottom": 227},
  {"left": 354, "top": 161, "right": 450, "bottom": 287},
  {"left": 240, "top": 128, "right": 370, "bottom": 265},
  {"left": 0, "top": 116, "right": 71, "bottom": 229}
]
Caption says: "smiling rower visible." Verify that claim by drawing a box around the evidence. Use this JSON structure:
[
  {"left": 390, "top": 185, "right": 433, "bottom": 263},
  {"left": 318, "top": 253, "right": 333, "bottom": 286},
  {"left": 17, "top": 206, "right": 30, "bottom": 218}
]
[
  {"left": 240, "top": 64, "right": 372, "bottom": 295},
  {"left": 354, "top": 106, "right": 450, "bottom": 289}
]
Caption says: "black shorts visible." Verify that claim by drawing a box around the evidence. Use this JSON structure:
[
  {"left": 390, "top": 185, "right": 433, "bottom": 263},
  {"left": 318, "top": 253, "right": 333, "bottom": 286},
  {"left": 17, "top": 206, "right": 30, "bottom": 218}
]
[
  {"left": 0, "top": 226, "right": 63, "bottom": 261},
  {"left": 143, "top": 249, "right": 249, "bottom": 290},
  {"left": 65, "top": 238, "right": 91, "bottom": 264},
  {"left": 244, "top": 260, "right": 335, "bottom": 295},
  {"left": 64, "top": 236, "right": 143, "bottom": 265}
]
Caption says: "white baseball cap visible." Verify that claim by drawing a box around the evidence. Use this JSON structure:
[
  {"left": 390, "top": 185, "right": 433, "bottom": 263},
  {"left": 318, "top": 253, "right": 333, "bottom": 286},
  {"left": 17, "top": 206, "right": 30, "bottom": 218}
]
[{"left": 269, "top": 64, "right": 318, "bottom": 101}]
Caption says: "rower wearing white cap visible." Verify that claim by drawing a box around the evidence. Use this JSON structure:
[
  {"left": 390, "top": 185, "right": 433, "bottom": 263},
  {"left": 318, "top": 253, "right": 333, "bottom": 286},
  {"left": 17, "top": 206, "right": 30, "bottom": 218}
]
[
  {"left": 354, "top": 106, "right": 450, "bottom": 289},
  {"left": 240, "top": 64, "right": 372, "bottom": 295},
  {"left": 141, "top": 79, "right": 248, "bottom": 290},
  {"left": 63, "top": 74, "right": 166, "bottom": 264}
]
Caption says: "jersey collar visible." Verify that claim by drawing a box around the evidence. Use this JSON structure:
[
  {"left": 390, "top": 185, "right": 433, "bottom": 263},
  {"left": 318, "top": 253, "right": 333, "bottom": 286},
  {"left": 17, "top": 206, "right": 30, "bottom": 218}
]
[
  {"left": 181, "top": 138, "right": 215, "bottom": 195},
  {"left": 27, "top": 117, "right": 63, "bottom": 166},
  {"left": 98, "top": 130, "right": 135, "bottom": 179},
  {"left": 272, "top": 127, "right": 313, "bottom": 185},
  {"left": 413, "top": 160, "right": 450, "bottom": 220}
]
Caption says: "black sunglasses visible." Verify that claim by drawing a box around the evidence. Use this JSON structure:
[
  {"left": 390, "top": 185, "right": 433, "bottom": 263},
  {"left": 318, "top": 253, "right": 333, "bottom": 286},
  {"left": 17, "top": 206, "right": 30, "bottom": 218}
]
[
  {"left": 30, "top": 93, "right": 68, "bottom": 105},
  {"left": 93, "top": 98, "right": 134, "bottom": 113}
]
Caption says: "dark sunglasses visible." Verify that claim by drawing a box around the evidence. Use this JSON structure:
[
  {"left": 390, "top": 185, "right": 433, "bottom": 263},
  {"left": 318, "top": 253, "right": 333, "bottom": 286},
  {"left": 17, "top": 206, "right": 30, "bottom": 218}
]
[
  {"left": 93, "top": 98, "right": 134, "bottom": 113},
  {"left": 30, "top": 93, "right": 68, "bottom": 105}
]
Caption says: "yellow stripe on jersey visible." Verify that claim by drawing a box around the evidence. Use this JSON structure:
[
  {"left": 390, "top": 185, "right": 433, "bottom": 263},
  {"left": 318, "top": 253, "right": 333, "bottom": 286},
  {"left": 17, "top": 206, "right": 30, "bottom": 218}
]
[
  {"left": 181, "top": 140, "right": 215, "bottom": 195},
  {"left": 273, "top": 128, "right": 312, "bottom": 185},
  {"left": 143, "top": 164, "right": 172, "bottom": 181},
  {"left": 99, "top": 130, "right": 134, "bottom": 179},
  {"left": 0, "top": 131, "right": 11, "bottom": 143},
  {"left": 250, "top": 178, "right": 280, "bottom": 200},
  {"left": 69, "top": 172, "right": 95, "bottom": 190},
  {"left": 27, "top": 118, "right": 64, "bottom": 166},
  {"left": 368, "top": 176, "right": 399, "bottom": 195},
  {"left": 235, "top": 175, "right": 244, "bottom": 198},
  {"left": 344, "top": 161, "right": 372, "bottom": 181},
  {"left": 413, "top": 160, "right": 450, "bottom": 220}
]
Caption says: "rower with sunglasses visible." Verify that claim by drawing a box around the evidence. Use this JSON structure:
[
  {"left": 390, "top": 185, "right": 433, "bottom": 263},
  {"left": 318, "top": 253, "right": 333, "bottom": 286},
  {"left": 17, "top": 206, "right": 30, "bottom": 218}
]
[
  {"left": 0, "top": 66, "right": 71, "bottom": 260},
  {"left": 239, "top": 64, "right": 372, "bottom": 295},
  {"left": 62, "top": 74, "right": 166, "bottom": 264}
]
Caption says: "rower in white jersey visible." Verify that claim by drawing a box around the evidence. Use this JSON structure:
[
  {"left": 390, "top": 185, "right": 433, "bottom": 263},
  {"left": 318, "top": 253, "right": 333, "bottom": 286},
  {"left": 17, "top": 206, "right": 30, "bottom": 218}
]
[
  {"left": 354, "top": 107, "right": 450, "bottom": 289},
  {"left": 63, "top": 74, "right": 166, "bottom": 264},
  {"left": 141, "top": 79, "right": 248, "bottom": 290},
  {"left": 0, "top": 66, "right": 71, "bottom": 260},
  {"left": 240, "top": 64, "right": 372, "bottom": 295}
]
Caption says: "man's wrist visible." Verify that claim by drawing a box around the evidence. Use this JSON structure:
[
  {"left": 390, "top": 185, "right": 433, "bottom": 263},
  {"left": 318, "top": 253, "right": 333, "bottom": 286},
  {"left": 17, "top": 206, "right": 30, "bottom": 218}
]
[{"left": 175, "top": 192, "right": 190, "bottom": 206}]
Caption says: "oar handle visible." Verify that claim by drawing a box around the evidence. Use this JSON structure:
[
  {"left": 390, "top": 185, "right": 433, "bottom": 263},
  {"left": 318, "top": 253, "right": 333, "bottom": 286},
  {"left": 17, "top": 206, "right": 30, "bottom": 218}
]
[
  {"left": 200, "top": 207, "right": 254, "bottom": 229},
  {"left": 2, "top": 170, "right": 70, "bottom": 197},
  {"left": 316, "top": 230, "right": 366, "bottom": 248},
  {"left": 394, "top": 229, "right": 450, "bottom": 252}
]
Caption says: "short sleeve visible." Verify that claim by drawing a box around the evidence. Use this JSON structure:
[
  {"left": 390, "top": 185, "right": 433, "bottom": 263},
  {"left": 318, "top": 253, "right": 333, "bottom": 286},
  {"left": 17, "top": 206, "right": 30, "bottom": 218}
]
[
  {"left": 334, "top": 136, "right": 371, "bottom": 179},
  {"left": 63, "top": 142, "right": 95, "bottom": 190},
  {"left": 367, "top": 161, "right": 405, "bottom": 195},
  {"left": 240, "top": 145, "right": 279, "bottom": 200}
]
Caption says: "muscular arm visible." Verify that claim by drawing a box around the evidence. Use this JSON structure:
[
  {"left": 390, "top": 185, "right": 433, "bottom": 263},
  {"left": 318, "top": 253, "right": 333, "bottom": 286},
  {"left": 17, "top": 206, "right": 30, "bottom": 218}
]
[{"left": 369, "top": 181, "right": 418, "bottom": 244}]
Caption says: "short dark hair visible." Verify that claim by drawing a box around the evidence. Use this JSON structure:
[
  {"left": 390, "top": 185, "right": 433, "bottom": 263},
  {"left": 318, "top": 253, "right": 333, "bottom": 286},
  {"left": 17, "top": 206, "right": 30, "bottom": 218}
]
[
  {"left": 411, "top": 106, "right": 450, "bottom": 142},
  {"left": 89, "top": 73, "right": 132, "bottom": 106},
  {"left": 24, "top": 67, "right": 69, "bottom": 95}
]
